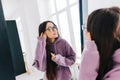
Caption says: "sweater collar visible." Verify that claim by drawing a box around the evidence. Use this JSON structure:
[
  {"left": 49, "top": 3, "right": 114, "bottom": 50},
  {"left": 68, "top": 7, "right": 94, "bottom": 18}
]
[{"left": 48, "top": 36, "right": 61, "bottom": 45}]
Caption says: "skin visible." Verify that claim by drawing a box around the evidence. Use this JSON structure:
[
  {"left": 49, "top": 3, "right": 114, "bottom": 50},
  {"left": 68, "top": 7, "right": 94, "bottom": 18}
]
[
  {"left": 84, "top": 28, "right": 91, "bottom": 41},
  {"left": 114, "top": 18, "right": 120, "bottom": 41}
]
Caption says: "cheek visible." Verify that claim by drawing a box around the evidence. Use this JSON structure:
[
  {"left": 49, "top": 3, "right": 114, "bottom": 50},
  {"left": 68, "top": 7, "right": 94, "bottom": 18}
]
[
  {"left": 46, "top": 33, "right": 52, "bottom": 38},
  {"left": 116, "top": 31, "right": 120, "bottom": 41}
]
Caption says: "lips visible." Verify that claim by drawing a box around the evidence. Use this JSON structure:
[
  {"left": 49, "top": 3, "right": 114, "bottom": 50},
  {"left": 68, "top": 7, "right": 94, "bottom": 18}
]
[{"left": 53, "top": 33, "right": 57, "bottom": 35}]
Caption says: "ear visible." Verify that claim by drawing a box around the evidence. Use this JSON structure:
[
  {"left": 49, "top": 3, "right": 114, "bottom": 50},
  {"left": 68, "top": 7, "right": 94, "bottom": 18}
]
[{"left": 114, "top": 31, "right": 120, "bottom": 41}]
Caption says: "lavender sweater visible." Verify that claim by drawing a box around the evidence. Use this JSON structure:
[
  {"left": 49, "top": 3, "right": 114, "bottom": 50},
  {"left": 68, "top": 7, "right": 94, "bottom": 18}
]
[
  {"left": 33, "top": 37, "right": 76, "bottom": 80},
  {"left": 79, "top": 40, "right": 120, "bottom": 80}
]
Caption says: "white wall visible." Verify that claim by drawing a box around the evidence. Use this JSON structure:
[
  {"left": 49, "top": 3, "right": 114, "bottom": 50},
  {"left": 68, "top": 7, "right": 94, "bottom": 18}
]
[
  {"left": 37, "top": 0, "right": 50, "bottom": 22},
  {"left": 82, "top": 0, "right": 88, "bottom": 24},
  {"left": 88, "top": 0, "right": 120, "bottom": 14}
]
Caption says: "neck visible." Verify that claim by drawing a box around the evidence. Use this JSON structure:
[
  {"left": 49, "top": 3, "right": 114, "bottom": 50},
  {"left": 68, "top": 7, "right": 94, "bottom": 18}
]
[{"left": 49, "top": 38, "right": 55, "bottom": 43}]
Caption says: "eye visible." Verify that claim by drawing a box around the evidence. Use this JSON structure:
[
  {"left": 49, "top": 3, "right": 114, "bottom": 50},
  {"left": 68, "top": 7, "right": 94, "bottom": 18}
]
[
  {"left": 53, "top": 26, "right": 57, "bottom": 29},
  {"left": 46, "top": 26, "right": 57, "bottom": 32},
  {"left": 47, "top": 27, "right": 53, "bottom": 32},
  {"left": 49, "top": 28, "right": 53, "bottom": 32},
  {"left": 82, "top": 24, "right": 87, "bottom": 31}
]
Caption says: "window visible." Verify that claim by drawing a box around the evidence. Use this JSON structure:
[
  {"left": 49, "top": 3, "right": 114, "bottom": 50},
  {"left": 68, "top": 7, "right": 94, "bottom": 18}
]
[
  {"left": 56, "top": 0, "right": 67, "bottom": 11},
  {"left": 49, "top": 0, "right": 56, "bottom": 14},
  {"left": 58, "top": 11, "right": 71, "bottom": 45},
  {"left": 48, "top": 0, "right": 81, "bottom": 60},
  {"left": 16, "top": 17, "right": 26, "bottom": 53},
  {"left": 69, "top": 0, "right": 78, "bottom": 5},
  {"left": 70, "top": 4, "right": 81, "bottom": 57}
]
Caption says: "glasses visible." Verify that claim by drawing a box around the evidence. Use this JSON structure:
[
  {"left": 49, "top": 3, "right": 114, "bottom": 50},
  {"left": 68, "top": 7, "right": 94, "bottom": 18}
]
[
  {"left": 82, "top": 24, "right": 87, "bottom": 31},
  {"left": 46, "top": 26, "right": 57, "bottom": 32}
]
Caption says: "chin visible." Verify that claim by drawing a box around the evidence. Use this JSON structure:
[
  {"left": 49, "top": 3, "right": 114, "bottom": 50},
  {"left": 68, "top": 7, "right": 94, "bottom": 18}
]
[{"left": 54, "top": 35, "right": 58, "bottom": 38}]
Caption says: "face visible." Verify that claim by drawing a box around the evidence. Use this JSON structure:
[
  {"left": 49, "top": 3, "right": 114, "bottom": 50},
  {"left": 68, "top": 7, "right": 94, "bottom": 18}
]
[
  {"left": 82, "top": 24, "right": 91, "bottom": 40},
  {"left": 45, "top": 22, "right": 58, "bottom": 39},
  {"left": 114, "top": 18, "right": 120, "bottom": 41}
]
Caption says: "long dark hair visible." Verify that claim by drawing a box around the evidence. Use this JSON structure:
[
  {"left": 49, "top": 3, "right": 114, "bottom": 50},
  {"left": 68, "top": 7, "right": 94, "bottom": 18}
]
[
  {"left": 87, "top": 7, "right": 120, "bottom": 80},
  {"left": 38, "top": 20, "right": 58, "bottom": 80}
]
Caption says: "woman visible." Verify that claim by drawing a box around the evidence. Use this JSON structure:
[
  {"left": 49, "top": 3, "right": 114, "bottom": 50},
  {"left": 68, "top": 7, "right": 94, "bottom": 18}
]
[
  {"left": 33, "top": 21, "right": 76, "bottom": 80},
  {"left": 79, "top": 7, "right": 120, "bottom": 80}
]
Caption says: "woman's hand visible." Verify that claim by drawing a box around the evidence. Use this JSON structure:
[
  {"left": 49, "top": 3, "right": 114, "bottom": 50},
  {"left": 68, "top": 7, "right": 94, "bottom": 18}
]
[
  {"left": 51, "top": 53, "right": 56, "bottom": 61},
  {"left": 40, "top": 32, "right": 47, "bottom": 38}
]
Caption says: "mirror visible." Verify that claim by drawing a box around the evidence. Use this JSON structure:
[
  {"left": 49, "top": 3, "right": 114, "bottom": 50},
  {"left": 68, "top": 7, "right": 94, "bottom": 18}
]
[
  {"left": 1, "top": 0, "right": 80, "bottom": 80},
  {"left": 1, "top": 0, "right": 120, "bottom": 80}
]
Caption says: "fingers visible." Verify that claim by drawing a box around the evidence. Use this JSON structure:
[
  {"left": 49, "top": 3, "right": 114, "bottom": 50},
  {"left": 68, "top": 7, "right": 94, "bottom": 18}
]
[
  {"left": 51, "top": 53, "right": 56, "bottom": 61},
  {"left": 40, "top": 32, "right": 47, "bottom": 38},
  {"left": 51, "top": 53, "right": 54, "bottom": 56},
  {"left": 43, "top": 33, "right": 47, "bottom": 38},
  {"left": 40, "top": 32, "right": 43, "bottom": 37}
]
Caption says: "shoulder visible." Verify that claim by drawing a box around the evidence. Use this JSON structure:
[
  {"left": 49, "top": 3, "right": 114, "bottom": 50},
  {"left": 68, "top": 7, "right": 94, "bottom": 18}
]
[
  {"left": 103, "top": 49, "right": 120, "bottom": 80},
  {"left": 113, "top": 48, "right": 120, "bottom": 57},
  {"left": 60, "top": 39, "right": 71, "bottom": 47},
  {"left": 103, "top": 67, "right": 120, "bottom": 80},
  {"left": 56, "top": 38, "right": 68, "bottom": 44},
  {"left": 56, "top": 38, "right": 72, "bottom": 50}
]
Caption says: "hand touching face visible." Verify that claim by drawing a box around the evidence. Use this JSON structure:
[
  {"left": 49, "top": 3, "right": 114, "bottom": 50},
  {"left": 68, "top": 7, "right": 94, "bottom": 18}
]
[{"left": 40, "top": 32, "right": 47, "bottom": 38}]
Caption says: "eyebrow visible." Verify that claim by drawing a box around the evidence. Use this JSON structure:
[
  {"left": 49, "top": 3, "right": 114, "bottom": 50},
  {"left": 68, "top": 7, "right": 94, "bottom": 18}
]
[{"left": 48, "top": 26, "right": 54, "bottom": 28}]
